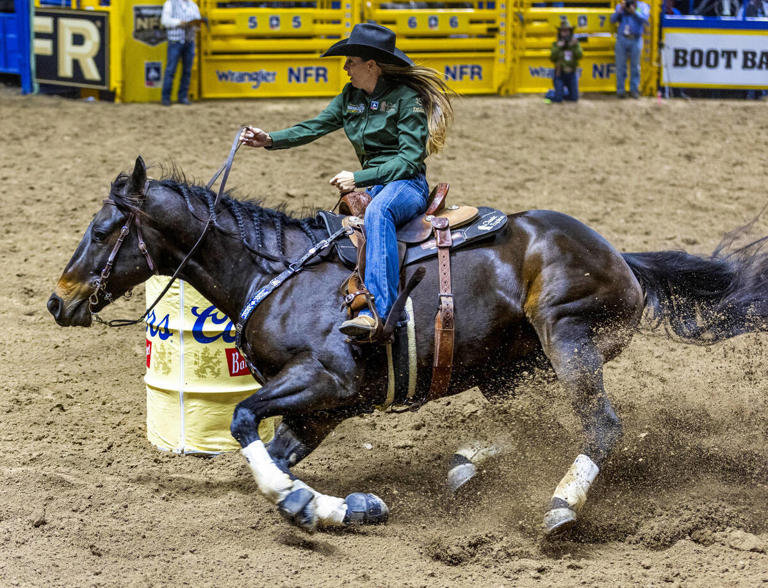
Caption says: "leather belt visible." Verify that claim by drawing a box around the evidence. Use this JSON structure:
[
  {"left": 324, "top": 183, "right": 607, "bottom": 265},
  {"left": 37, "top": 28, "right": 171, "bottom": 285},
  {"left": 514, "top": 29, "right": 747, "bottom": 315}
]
[{"left": 426, "top": 215, "right": 454, "bottom": 402}]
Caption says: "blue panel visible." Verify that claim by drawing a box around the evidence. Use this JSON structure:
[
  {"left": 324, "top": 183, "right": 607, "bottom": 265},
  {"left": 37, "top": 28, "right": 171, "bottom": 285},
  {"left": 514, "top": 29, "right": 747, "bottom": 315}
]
[
  {"left": 0, "top": 0, "right": 32, "bottom": 93},
  {"left": 662, "top": 15, "right": 768, "bottom": 29}
]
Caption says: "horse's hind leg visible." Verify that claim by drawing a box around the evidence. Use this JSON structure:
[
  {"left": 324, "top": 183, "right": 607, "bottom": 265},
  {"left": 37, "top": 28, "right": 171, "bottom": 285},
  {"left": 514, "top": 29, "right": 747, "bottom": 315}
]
[{"left": 536, "top": 318, "right": 623, "bottom": 536}]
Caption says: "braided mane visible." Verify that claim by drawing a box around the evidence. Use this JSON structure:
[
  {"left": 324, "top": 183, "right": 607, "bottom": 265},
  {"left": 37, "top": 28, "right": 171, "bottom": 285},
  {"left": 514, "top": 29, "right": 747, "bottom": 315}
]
[{"left": 109, "top": 172, "right": 322, "bottom": 268}]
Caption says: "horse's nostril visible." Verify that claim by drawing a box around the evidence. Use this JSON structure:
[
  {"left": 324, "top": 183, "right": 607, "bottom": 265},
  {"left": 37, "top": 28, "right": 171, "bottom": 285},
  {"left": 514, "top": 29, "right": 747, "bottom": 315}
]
[{"left": 47, "top": 294, "right": 61, "bottom": 318}]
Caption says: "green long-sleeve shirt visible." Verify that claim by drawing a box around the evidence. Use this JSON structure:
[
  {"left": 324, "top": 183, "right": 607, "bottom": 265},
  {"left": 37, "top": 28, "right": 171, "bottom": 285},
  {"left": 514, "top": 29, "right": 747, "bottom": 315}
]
[
  {"left": 267, "top": 77, "right": 429, "bottom": 187},
  {"left": 550, "top": 39, "right": 583, "bottom": 74}
]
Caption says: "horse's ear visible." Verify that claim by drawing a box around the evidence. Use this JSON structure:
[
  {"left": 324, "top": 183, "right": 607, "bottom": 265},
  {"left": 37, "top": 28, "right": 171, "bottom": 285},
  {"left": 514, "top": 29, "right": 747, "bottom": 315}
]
[{"left": 128, "top": 156, "right": 147, "bottom": 194}]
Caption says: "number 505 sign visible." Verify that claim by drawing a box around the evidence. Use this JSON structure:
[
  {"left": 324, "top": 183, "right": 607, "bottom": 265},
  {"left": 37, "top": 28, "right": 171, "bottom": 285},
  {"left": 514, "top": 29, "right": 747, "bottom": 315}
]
[{"left": 239, "top": 13, "right": 313, "bottom": 35}]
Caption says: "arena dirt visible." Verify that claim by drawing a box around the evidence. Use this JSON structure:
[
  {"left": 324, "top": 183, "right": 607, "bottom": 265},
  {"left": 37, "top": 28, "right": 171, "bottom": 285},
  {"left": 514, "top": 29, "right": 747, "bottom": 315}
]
[{"left": 1, "top": 86, "right": 767, "bottom": 586}]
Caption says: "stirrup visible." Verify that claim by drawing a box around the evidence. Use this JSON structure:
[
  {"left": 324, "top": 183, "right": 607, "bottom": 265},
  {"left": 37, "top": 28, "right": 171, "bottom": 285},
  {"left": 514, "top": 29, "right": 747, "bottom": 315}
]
[{"left": 339, "top": 314, "right": 383, "bottom": 343}]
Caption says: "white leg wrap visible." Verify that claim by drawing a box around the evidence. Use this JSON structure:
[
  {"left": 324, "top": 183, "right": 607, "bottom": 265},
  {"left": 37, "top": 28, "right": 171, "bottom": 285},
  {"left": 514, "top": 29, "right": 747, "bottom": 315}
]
[
  {"left": 455, "top": 441, "right": 503, "bottom": 465},
  {"left": 292, "top": 481, "right": 348, "bottom": 527},
  {"left": 242, "top": 441, "right": 348, "bottom": 526},
  {"left": 242, "top": 440, "right": 294, "bottom": 504},
  {"left": 552, "top": 454, "right": 600, "bottom": 512}
]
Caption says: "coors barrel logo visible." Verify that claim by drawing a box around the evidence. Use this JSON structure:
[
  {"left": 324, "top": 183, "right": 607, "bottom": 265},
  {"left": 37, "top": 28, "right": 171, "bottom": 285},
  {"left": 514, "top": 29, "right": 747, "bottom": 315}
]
[{"left": 191, "top": 305, "right": 237, "bottom": 344}]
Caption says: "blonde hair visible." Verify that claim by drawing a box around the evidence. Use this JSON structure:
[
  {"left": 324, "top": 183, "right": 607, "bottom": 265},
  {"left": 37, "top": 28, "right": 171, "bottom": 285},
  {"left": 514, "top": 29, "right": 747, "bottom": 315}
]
[{"left": 378, "top": 63, "right": 455, "bottom": 155}]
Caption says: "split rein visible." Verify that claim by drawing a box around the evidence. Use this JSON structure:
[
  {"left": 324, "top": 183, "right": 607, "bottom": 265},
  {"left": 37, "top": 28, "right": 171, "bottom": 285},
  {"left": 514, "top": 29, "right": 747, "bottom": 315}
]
[{"left": 90, "top": 128, "right": 351, "bottom": 330}]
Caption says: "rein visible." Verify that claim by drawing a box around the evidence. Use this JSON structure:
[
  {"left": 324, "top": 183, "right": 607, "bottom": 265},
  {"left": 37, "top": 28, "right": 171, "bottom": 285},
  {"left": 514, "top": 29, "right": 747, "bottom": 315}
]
[{"left": 92, "top": 127, "right": 246, "bottom": 327}]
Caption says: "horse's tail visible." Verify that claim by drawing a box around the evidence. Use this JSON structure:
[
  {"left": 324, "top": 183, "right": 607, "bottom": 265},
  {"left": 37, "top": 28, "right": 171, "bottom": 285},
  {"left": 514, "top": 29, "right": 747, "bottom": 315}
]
[{"left": 622, "top": 231, "right": 768, "bottom": 344}]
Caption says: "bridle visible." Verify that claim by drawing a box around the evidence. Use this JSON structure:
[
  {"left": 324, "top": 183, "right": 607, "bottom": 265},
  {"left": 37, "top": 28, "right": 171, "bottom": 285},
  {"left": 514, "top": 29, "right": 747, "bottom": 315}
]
[
  {"left": 89, "top": 127, "right": 246, "bottom": 327},
  {"left": 88, "top": 182, "right": 158, "bottom": 322}
]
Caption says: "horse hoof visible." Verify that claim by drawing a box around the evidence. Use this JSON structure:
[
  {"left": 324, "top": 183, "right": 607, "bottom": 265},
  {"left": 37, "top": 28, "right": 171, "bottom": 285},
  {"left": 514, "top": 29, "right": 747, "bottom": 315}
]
[
  {"left": 278, "top": 488, "right": 316, "bottom": 532},
  {"left": 543, "top": 507, "right": 577, "bottom": 538},
  {"left": 447, "top": 462, "right": 477, "bottom": 493},
  {"left": 343, "top": 493, "right": 389, "bottom": 525}
]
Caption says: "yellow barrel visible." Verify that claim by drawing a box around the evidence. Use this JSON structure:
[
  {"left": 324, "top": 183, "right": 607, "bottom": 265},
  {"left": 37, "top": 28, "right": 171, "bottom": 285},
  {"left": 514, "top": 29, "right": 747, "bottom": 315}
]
[{"left": 144, "top": 276, "right": 274, "bottom": 454}]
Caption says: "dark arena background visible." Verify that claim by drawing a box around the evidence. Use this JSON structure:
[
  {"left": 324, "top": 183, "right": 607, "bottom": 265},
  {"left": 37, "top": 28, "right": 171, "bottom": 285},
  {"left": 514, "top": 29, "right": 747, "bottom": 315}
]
[{"left": 1, "top": 86, "right": 768, "bottom": 585}]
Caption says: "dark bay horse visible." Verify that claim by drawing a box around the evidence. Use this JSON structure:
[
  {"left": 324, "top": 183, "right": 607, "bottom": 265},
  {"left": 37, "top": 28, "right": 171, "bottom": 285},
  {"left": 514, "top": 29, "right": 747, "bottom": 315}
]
[{"left": 48, "top": 157, "right": 768, "bottom": 534}]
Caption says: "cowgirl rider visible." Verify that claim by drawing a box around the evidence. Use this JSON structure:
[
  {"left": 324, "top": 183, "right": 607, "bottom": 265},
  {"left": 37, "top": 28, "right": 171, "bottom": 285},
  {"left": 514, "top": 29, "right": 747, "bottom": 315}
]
[{"left": 240, "top": 23, "right": 454, "bottom": 341}]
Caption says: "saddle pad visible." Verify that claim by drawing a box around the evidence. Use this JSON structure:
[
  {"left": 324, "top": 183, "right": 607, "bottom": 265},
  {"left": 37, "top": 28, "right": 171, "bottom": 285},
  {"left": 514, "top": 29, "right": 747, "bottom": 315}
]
[
  {"left": 316, "top": 207, "right": 508, "bottom": 269},
  {"left": 317, "top": 210, "right": 359, "bottom": 266}
]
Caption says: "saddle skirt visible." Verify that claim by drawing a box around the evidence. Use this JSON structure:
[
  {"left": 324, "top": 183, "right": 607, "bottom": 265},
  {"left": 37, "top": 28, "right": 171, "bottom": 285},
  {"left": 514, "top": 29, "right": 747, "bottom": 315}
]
[{"left": 316, "top": 205, "right": 508, "bottom": 268}]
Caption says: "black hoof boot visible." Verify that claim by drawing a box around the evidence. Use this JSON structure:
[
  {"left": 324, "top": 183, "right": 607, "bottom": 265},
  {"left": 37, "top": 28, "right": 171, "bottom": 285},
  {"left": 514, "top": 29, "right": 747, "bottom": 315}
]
[
  {"left": 543, "top": 507, "right": 577, "bottom": 538},
  {"left": 343, "top": 493, "right": 389, "bottom": 525},
  {"left": 278, "top": 488, "right": 316, "bottom": 532}
]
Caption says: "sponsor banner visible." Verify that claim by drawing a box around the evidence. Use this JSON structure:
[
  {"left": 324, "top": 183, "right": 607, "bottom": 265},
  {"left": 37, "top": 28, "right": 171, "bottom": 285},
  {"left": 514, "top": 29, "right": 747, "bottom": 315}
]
[
  {"left": 33, "top": 8, "right": 109, "bottom": 89},
  {"left": 412, "top": 53, "right": 498, "bottom": 94},
  {"left": 201, "top": 55, "right": 345, "bottom": 98},
  {"left": 661, "top": 27, "right": 768, "bottom": 88},
  {"left": 514, "top": 55, "right": 617, "bottom": 93}
]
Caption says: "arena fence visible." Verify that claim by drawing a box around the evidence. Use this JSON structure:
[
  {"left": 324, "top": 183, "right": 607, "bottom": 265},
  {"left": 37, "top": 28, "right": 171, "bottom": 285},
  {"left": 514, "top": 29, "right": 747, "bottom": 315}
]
[
  {"left": 363, "top": 0, "right": 511, "bottom": 94},
  {"left": 17, "top": 0, "right": 671, "bottom": 100},
  {"left": 508, "top": 0, "right": 617, "bottom": 94},
  {"left": 199, "top": 0, "right": 361, "bottom": 98}
]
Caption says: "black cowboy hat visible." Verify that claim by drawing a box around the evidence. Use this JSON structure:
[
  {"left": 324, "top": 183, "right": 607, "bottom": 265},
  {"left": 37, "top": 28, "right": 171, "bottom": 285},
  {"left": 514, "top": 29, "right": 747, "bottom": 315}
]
[{"left": 321, "top": 23, "right": 413, "bottom": 67}]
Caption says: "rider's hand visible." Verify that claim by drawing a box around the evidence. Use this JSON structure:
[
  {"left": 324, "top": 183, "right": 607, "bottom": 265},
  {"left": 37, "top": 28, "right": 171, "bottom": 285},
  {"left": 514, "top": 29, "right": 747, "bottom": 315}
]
[
  {"left": 240, "top": 126, "right": 272, "bottom": 148},
  {"left": 330, "top": 171, "right": 356, "bottom": 194}
]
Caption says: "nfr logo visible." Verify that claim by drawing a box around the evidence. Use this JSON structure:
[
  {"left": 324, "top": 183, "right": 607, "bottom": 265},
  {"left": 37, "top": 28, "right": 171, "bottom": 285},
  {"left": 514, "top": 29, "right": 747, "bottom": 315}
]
[
  {"left": 444, "top": 64, "right": 483, "bottom": 81},
  {"left": 592, "top": 63, "right": 616, "bottom": 79},
  {"left": 428, "top": 15, "right": 439, "bottom": 29},
  {"left": 34, "top": 9, "right": 109, "bottom": 89},
  {"left": 287, "top": 66, "right": 328, "bottom": 83},
  {"left": 269, "top": 15, "right": 280, "bottom": 29},
  {"left": 133, "top": 5, "right": 165, "bottom": 47}
]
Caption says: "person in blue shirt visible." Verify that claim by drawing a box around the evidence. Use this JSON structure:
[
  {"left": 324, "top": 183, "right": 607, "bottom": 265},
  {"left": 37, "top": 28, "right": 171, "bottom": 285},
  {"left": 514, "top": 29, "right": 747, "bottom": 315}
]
[{"left": 610, "top": 0, "right": 650, "bottom": 98}]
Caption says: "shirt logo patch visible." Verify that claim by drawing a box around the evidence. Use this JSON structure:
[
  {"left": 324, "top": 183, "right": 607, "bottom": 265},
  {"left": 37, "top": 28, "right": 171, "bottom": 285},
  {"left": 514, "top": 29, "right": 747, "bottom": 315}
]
[
  {"left": 370, "top": 100, "right": 379, "bottom": 111},
  {"left": 347, "top": 103, "right": 365, "bottom": 113}
]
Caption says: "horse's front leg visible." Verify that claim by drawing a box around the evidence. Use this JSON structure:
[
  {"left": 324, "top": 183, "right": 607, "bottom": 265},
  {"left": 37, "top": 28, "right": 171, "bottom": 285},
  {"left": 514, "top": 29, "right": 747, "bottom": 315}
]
[
  {"left": 536, "top": 319, "right": 623, "bottom": 537},
  {"left": 266, "top": 413, "right": 346, "bottom": 473},
  {"left": 230, "top": 354, "right": 388, "bottom": 532}
]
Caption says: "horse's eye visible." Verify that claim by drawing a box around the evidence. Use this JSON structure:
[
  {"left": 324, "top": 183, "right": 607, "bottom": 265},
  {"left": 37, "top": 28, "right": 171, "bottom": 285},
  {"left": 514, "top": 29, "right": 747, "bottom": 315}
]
[{"left": 93, "top": 229, "right": 107, "bottom": 242}]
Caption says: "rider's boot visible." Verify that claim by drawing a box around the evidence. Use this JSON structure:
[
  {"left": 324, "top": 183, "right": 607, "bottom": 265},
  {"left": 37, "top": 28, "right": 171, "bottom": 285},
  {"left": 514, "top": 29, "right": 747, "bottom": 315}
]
[{"left": 339, "top": 313, "right": 381, "bottom": 340}]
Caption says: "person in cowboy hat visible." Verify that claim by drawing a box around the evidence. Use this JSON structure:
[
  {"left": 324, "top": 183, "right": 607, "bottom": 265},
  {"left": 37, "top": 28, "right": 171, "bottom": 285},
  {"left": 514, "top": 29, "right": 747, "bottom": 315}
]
[
  {"left": 549, "top": 18, "right": 583, "bottom": 103},
  {"left": 240, "top": 23, "right": 454, "bottom": 341}
]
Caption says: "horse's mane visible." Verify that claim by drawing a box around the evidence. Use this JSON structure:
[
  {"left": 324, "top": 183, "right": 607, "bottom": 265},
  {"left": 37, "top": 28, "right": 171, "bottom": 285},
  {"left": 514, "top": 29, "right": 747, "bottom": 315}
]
[{"left": 110, "top": 170, "right": 324, "bottom": 268}]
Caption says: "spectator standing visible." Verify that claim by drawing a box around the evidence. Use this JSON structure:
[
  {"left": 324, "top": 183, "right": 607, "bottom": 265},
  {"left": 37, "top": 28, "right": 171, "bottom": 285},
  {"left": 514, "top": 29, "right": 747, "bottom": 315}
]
[
  {"left": 611, "top": 0, "right": 650, "bottom": 98},
  {"left": 549, "top": 19, "right": 583, "bottom": 102},
  {"left": 161, "top": 0, "right": 202, "bottom": 106}
]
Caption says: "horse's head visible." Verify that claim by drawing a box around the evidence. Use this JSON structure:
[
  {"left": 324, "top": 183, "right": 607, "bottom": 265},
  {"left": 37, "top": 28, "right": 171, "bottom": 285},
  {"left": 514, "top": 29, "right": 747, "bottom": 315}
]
[{"left": 47, "top": 156, "right": 158, "bottom": 327}]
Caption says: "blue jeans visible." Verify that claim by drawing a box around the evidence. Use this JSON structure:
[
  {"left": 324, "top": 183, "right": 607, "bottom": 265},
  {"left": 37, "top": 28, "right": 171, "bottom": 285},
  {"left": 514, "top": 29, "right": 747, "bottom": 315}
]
[
  {"left": 360, "top": 175, "right": 429, "bottom": 320},
  {"left": 162, "top": 41, "right": 195, "bottom": 103},
  {"left": 552, "top": 71, "right": 579, "bottom": 102},
  {"left": 615, "top": 35, "right": 642, "bottom": 95}
]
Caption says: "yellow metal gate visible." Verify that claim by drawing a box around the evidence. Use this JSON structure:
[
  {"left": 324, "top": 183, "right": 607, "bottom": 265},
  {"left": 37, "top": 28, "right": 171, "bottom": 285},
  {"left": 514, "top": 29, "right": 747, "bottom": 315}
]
[
  {"left": 199, "top": 0, "right": 361, "bottom": 98},
  {"left": 364, "top": 0, "right": 511, "bottom": 94}
]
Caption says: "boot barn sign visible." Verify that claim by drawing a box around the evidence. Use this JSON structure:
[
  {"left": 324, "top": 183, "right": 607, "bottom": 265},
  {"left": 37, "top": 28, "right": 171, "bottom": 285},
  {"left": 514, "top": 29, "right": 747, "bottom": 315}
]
[{"left": 661, "top": 16, "right": 768, "bottom": 89}]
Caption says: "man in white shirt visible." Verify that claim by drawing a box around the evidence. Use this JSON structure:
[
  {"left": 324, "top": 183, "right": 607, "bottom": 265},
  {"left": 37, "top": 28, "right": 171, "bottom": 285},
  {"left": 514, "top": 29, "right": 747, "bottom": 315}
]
[{"left": 160, "top": 0, "right": 201, "bottom": 106}]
